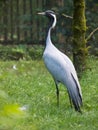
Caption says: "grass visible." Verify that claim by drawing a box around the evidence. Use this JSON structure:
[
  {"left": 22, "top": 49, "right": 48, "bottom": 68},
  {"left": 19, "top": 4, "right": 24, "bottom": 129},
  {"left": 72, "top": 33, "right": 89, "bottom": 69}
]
[{"left": 0, "top": 56, "right": 98, "bottom": 130}]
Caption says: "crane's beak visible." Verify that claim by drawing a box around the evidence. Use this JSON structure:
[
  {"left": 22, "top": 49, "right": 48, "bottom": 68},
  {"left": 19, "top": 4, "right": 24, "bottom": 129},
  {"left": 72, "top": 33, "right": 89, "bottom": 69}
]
[{"left": 37, "top": 12, "right": 45, "bottom": 15}]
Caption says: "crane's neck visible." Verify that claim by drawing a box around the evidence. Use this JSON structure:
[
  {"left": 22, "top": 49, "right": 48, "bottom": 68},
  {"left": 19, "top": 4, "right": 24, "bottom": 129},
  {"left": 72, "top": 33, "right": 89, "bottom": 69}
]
[
  {"left": 46, "top": 28, "right": 52, "bottom": 45},
  {"left": 46, "top": 14, "right": 56, "bottom": 46}
]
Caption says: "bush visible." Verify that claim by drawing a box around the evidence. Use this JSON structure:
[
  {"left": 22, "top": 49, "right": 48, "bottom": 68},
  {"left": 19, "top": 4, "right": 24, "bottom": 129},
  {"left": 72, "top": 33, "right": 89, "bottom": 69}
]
[
  {"left": 0, "top": 44, "right": 44, "bottom": 61},
  {"left": 28, "top": 45, "right": 44, "bottom": 60}
]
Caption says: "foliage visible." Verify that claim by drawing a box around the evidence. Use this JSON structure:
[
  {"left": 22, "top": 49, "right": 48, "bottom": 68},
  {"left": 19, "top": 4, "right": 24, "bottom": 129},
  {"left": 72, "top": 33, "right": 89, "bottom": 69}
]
[
  {"left": 28, "top": 45, "right": 44, "bottom": 60},
  {"left": 0, "top": 44, "right": 44, "bottom": 61},
  {"left": 0, "top": 0, "right": 98, "bottom": 56},
  {"left": 0, "top": 90, "right": 28, "bottom": 129},
  {"left": 0, "top": 56, "right": 98, "bottom": 129},
  {"left": 85, "top": 0, "right": 98, "bottom": 55}
]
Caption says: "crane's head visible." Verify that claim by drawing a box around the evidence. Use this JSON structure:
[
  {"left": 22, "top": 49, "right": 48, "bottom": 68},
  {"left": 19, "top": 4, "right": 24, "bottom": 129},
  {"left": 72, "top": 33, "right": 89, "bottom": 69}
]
[
  {"left": 38, "top": 10, "right": 55, "bottom": 17},
  {"left": 38, "top": 10, "right": 57, "bottom": 28}
]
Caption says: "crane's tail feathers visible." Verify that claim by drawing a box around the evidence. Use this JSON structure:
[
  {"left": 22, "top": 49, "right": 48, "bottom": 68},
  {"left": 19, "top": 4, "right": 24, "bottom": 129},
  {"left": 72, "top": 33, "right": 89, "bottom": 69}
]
[
  {"left": 71, "top": 93, "right": 82, "bottom": 113},
  {"left": 68, "top": 89, "right": 81, "bottom": 113},
  {"left": 71, "top": 73, "right": 83, "bottom": 106},
  {"left": 69, "top": 73, "right": 83, "bottom": 113}
]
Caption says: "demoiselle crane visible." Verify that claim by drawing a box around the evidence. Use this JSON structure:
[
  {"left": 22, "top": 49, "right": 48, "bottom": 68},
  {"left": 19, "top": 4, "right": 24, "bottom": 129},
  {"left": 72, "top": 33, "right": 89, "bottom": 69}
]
[{"left": 38, "top": 10, "right": 83, "bottom": 113}]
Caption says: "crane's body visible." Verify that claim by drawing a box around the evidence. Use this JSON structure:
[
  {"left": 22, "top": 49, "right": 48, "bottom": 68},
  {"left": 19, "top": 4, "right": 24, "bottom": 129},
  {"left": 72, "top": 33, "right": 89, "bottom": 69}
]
[{"left": 38, "top": 10, "right": 82, "bottom": 112}]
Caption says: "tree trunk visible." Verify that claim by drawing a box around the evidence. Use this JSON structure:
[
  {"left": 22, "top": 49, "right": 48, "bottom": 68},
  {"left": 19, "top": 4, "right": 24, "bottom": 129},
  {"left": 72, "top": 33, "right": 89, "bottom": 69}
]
[
  {"left": 16, "top": 0, "right": 20, "bottom": 42},
  {"left": 10, "top": 0, "right": 14, "bottom": 41},
  {"left": 29, "top": 0, "right": 33, "bottom": 42},
  {"left": 3, "top": 0, "right": 8, "bottom": 43},
  {"left": 73, "top": 0, "right": 87, "bottom": 77},
  {"left": 23, "top": 0, "right": 27, "bottom": 41}
]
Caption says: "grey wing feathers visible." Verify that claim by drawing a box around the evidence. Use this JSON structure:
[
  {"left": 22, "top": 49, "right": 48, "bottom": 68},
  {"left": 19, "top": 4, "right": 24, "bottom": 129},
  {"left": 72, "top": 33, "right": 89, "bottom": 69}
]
[
  {"left": 60, "top": 52, "right": 82, "bottom": 96},
  {"left": 60, "top": 51, "right": 82, "bottom": 112}
]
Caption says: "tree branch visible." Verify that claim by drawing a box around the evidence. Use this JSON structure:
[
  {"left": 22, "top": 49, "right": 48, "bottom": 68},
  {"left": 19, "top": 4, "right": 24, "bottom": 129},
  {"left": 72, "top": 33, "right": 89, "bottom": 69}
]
[
  {"left": 62, "top": 13, "right": 73, "bottom": 19},
  {"left": 86, "top": 27, "right": 98, "bottom": 41}
]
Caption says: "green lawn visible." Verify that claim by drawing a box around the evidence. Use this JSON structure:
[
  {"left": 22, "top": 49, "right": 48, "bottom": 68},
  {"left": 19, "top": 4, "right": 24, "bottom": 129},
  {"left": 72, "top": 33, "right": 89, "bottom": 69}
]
[{"left": 0, "top": 56, "right": 98, "bottom": 130}]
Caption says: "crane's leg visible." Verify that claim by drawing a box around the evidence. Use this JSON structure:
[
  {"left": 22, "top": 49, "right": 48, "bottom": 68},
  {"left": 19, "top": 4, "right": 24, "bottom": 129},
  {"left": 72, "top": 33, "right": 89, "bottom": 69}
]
[{"left": 54, "top": 81, "right": 59, "bottom": 107}]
